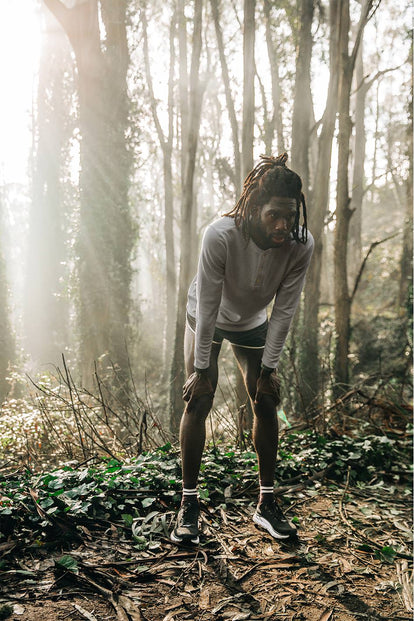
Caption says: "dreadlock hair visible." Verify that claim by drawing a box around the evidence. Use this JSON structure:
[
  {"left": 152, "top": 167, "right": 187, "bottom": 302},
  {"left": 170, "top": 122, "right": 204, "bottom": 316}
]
[{"left": 224, "top": 153, "right": 308, "bottom": 244}]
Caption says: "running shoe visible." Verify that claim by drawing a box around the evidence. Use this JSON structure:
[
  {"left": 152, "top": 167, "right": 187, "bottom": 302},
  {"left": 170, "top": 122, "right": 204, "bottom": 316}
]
[
  {"left": 253, "top": 500, "right": 297, "bottom": 539},
  {"left": 170, "top": 500, "right": 200, "bottom": 544}
]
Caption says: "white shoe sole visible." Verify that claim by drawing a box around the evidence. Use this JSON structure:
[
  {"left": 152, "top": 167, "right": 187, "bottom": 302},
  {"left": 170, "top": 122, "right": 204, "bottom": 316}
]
[
  {"left": 170, "top": 530, "right": 199, "bottom": 545},
  {"left": 253, "top": 512, "right": 292, "bottom": 539}
]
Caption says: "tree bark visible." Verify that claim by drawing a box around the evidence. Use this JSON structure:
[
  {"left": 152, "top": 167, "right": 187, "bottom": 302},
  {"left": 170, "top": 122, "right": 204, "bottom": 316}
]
[
  {"left": 142, "top": 6, "right": 177, "bottom": 370},
  {"left": 263, "top": 0, "right": 285, "bottom": 154},
  {"left": 210, "top": 0, "right": 241, "bottom": 196},
  {"left": 348, "top": 36, "right": 366, "bottom": 286},
  {"left": 299, "top": 0, "right": 339, "bottom": 410},
  {"left": 334, "top": 0, "right": 373, "bottom": 393},
  {"left": 25, "top": 16, "right": 70, "bottom": 365},
  {"left": 242, "top": 0, "right": 255, "bottom": 179},
  {"left": 399, "top": 62, "right": 413, "bottom": 310},
  {"left": 170, "top": 0, "right": 205, "bottom": 434},
  {"left": 44, "top": 0, "right": 133, "bottom": 386},
  {"left": 291, "top": 0, "right": 314, "bottom": 195}
]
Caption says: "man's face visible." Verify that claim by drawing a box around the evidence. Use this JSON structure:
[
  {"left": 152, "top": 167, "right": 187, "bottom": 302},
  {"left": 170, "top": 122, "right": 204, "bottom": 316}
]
[{"left": 251, "top": 197, "right": 297, "bottom": 249}]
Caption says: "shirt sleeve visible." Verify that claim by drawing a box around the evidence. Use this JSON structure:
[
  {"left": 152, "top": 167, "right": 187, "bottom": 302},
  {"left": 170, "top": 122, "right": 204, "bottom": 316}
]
[
  {"left": 194, "top": 225, "right": 227, "bottom": 369},
  {"left": 262, "top": 234, "right": 314, "bottom": 369}
]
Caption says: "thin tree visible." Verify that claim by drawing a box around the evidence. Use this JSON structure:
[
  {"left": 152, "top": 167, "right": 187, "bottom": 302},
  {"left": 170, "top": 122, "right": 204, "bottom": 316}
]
[
  {"left": 300, "top": 0, "right": 340, "bottom": 409},
  {"left": 210, "top": 0, "right": 241, "bottom": 195},
  {"left": 334, "top": 0, "right": 378, "bottom": 392},
  {"left": 0, "top": 195, "right": 14, "bottom": 401},
  {"left": 25, "top": 13, "right": 72, "bottom": 365},
  {"left": 141, "top": 5, "right": 177, "bottom": 369},
  {"left": 399, "top": 61, "right": 413, "bottom": 310},
  {"left": 291, "top": 0, "right": 314, "bottom": 195},
  {"left": 43, "top": 0, "right": 134, "bottom": 386},
  {"left": 170, "top": 0, "right": 205, "bottom": 433},
  {"left": 242, "top": 0, "right": 255, "bottom": 179},
  {"left": 263, "top": 0, "right": 285, "bottom": 154}
]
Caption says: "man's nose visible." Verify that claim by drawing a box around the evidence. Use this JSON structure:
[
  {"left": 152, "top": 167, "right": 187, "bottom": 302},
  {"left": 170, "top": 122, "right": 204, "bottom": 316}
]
[{"left": 274, "top": 218, "right": 288, "bottom": 230}]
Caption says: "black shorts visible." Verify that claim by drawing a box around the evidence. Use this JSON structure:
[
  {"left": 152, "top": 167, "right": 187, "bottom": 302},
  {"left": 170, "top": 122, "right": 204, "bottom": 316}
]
[{"left": 186, "top": 313, "right": 267, "bottom": 349}]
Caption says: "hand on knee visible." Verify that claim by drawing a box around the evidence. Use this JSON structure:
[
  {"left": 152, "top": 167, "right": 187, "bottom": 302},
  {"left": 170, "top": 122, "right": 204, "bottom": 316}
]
[
  {"left": 254, "top": 370, "right": 281, "bottom": 406},
  {"left": 183, "top": 371, "right": 214, "bottom": 402}
]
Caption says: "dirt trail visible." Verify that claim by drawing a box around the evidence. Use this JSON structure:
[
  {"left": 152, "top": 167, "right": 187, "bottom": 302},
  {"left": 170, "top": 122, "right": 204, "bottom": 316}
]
[{"left": 1, "top": 482, "right": 412, "bottom": 621}]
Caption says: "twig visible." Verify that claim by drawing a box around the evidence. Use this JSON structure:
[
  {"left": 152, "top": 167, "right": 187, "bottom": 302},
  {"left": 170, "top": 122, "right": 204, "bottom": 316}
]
[
  {"left": 73, "top": 604, "right": 99, "bottom": 621},
  {"left": 338, "top": 467, "right": 412, "bottom": 560}
]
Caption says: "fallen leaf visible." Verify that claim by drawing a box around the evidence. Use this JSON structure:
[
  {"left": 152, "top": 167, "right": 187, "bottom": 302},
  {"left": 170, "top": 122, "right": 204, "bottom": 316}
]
[
  {"left": 13, "top": 604, "right": 25, "bottom": 615},
  {"left": 199, "top": 587, "right": 210, "bottom": 610},
  {"left": 318, "top": 609, "right": 334, "bottom": 621}
]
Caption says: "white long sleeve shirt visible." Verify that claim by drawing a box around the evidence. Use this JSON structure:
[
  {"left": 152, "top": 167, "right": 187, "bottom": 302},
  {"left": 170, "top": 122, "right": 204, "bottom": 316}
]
[{"left": 187, "top": 216, "right": 314, "bottom": 370}]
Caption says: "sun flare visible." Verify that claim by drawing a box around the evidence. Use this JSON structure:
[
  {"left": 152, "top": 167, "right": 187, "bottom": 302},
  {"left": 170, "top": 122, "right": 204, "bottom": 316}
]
[{"left": 0, "top": 1, "right": 42, "bottom": 182}]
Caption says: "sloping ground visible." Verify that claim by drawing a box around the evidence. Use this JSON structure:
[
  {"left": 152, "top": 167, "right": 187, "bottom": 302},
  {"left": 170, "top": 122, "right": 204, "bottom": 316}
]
[{"left": 0, "top": 480, "right": 412, "bottom": 621}]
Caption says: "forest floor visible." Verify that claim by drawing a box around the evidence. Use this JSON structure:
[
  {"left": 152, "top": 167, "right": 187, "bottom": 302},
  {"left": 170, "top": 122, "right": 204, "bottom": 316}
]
[{"left": 0, "top": 477, "right": 412, "bottom": 621}]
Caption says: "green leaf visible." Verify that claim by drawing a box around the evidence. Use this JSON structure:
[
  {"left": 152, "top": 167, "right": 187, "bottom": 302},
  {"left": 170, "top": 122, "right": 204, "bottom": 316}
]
[
  {"left": 55, "top": 555, "right": 79, "bottom": 574},
  {"left": 122, "top": 513, "right": 134, "bottom": 526},
  {"left": 142, "top": 497, "right": 156, "bottom": 508},
  {"left": 375, "top": 546, "right": 397, "bottom": 563}
]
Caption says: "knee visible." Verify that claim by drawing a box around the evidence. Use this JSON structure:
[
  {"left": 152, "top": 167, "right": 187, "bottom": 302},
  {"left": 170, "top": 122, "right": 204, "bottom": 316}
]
[
  {"left": 185, "top": 394, "right": 214, "bottom": 419},
  {"left": 254, "top": 395, "right": 278, "bottom": 419}
]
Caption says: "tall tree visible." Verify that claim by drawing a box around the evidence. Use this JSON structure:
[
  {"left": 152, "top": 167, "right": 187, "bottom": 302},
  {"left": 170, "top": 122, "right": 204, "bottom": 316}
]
[
  {"left": 291, "top": 0, "right": 314, "bottom": 194},
  {"left": 263, "top": 0, "right": 285, "bottom": 154},
  {"left": 242, "top": 0, "right": 255, "bottom": 179},
  {"left": 43, "top": 0, "right": 134, "bottom": 385},
  {"left": 0, "top": 196, "right": 14, "bottom": 402},
  {"left": 142, "top": 5, "right": 177, "bottom": 369},
  {"left": 170, "top": 0, "right": 205, "bottom": 433},
  {"left": 300, "top": 0, "right": 339, "bottom": 409},
  {"left": 210, "top": 0, "right": 241, "bottom": 195},
  {"left": 334, "top": 0, "right": 376, "bottom": 392},
  {"left": 25, "top": 14, "right": 71, "bottom": 365},
  {"left": 398, "top": 68, "right": 413, "bottom": 311},
  {"left": 348, "top": 34, "right": 365, "bottom": 285}
]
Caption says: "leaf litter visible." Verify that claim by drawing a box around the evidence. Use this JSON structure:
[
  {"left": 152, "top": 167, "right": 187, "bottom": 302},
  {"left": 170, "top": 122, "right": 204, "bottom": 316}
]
[{"left": 0, "top": 431, "right": 412, "bottom": 620}]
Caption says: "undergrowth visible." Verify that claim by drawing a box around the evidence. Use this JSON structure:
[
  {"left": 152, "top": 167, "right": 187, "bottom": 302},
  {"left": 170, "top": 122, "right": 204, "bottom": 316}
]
[{"left": 0, "top": 430, "right": 412, "bottom": 551}]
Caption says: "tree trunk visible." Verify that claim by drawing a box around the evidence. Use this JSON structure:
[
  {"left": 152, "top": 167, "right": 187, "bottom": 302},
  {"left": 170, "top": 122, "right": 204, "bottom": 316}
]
[
  {"left": 242, "top": 0, "right": 255, "bottom": 179},
  {"left": 170, "top": 0, "right": 204, "bottom": 435},
  {"left": 348, "top": 36, "right": 366, "bottom": 287},
  {"left": 299, "top": 0, "right": 339, "bottom": 409},
  {"left": 44, "top": 0, "right": 133, "bottom": 387},
  {"left": 399, "top": 66, "right": 413, "bottom": 310},
  {"left": 210, "top": 0, "right": 241, "bottom": 196},
  {"left": 263, "top": 0, "right": 285, "bottom": 154},
  {"left": 334, "top": 0, "right": 373, "bottom": 393},
  {"left": 25, "top": 17, "right": 70, "bottom": 365},
  {"left": 0, "top": 197, "right": 14, "bottom": 401},
  {"left": 142, "top": 6, "right": 176, "bottom": 370},
  {"left": 291, "top": 0, "right": 314, "bottom": 194}
]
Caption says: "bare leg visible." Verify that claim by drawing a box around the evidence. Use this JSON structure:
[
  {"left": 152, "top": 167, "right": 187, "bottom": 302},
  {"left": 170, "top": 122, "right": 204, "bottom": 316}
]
[
  {"left": 180, "top": 325, "right": 221, "bottom": 489},
  {"left": 231, "top": 345, "right": 279, "bottom": 491}
]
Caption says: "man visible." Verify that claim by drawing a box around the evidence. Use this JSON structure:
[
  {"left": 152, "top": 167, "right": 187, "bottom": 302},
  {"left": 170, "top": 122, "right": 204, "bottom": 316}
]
[{"left": 171, "top": 153, "right": 314, "bottom": 544}]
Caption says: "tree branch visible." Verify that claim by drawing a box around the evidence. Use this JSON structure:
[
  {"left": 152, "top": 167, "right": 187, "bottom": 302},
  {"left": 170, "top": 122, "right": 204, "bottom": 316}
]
[
  {"left": 140, "top": 6, "right": 167, "bottom": 151},
  {"left": 350, "top": 231, "right": 401, "bottom": 304},
  {"left": 354, "top": 63, "right": 404, "bottom": 95},
  {"left": 350, "top": 0, "right": 381, "bottom": 70}
]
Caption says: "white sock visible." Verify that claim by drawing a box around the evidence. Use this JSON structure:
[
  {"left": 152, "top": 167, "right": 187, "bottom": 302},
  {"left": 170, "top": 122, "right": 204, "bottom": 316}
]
[
  {"left": 260, "top": 485, "right": 274, "bottom": 501},
  {"left": 182, "top": 487, "right": 198, "bottom": 501}
]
